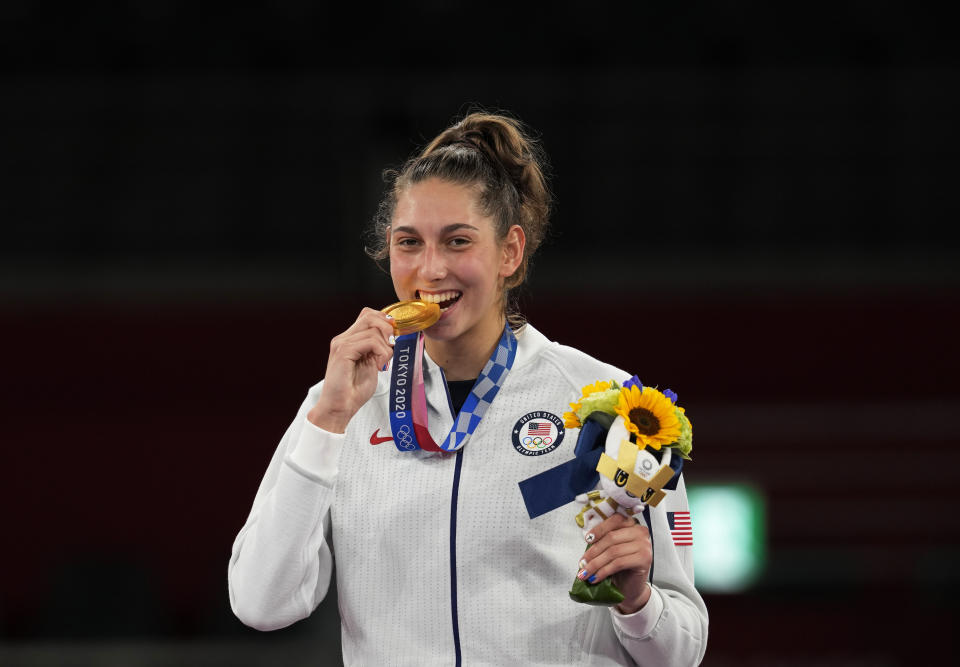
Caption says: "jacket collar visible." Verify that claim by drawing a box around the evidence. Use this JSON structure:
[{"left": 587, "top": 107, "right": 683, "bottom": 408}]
[{"left": 420, "top": 322, "right": 549, "bottom": 380}]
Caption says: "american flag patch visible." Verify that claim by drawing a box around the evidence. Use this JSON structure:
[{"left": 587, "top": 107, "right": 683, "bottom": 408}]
[
  {"left": 667, "top": 511, "right": 693, "bottom": 546},
  {"left": 527, "top": 421, "right": 551, "bottom": 435}
]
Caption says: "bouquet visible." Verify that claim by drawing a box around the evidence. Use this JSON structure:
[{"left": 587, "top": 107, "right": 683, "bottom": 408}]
[{"left": 564, "top": 376, "right": 692, "bottom": 605}]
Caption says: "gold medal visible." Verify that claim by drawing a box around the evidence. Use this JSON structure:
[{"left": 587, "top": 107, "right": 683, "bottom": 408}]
[{"left": 381, "top": 299, "right": 441, "bottom": 336}]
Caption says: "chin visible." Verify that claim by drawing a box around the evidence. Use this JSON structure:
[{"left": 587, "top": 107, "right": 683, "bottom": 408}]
[
  {"left": 426, "top": 312, "right": 476, "bottom": 342},
  {"left": 423, "top": 321, "right": 458, "bottom": 341}
]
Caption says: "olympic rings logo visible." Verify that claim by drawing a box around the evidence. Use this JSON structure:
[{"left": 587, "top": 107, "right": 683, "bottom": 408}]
[
  {"left": 395, "top": 424, "right": 416, "bottom": 451},
  {"left": 522, "top": 435, "right": 553, "bottom": 449}
]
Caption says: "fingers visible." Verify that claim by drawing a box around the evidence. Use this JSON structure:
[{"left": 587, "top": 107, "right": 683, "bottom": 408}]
[
  {"left": 330, "top": 327, "right": 394, "bottom": 371},
  {"left": 307, "top": 308, "right": 399, "bottom": 432},
  {"left": 577, "top": 514, "right": 651, "bottom": 585},
  {"left": 342, "top": 307, "right": 396, "bottom": 345},
  {"left": 583, "top": 512, "right": 634, "bottom": 545},
  {"left": 329, "top": 308, "right": 396, "bottom": 368}
]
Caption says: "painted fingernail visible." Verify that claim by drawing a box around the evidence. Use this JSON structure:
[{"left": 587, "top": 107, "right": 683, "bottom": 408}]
[
  {"left": 388, "top": 334, "right": 395, "bottom": 345},
  {"left": 577, "top": 569, "right": 588, "bottom": 580},
  {"left": 588, "top": 575, "right": 597, "bottom": 584},
  {"left": 578, "top": 558, "right": 588, "bottom": 569},
  {"left": 585, "top": 533, "right": 595, "bottom": 543},
  {"left": 385, "top": 314, "right": 394, "bottom": 320},
  {"left": 381, "top": 364, "right": 388, "bottom": 372}
]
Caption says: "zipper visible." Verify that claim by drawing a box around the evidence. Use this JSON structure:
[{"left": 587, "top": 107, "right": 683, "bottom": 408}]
[{"left": 440, "top": 369, "right": 463, "bottom": 667}]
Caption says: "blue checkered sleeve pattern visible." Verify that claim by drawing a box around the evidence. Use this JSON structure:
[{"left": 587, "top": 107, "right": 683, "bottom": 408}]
[{"left": 440, "top": 325, "right": 518, "bottom": 452}]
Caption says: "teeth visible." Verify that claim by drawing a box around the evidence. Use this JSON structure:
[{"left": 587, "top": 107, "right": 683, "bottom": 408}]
[{"left": 419, "top": 291, "right": 461, "bottom": 304}]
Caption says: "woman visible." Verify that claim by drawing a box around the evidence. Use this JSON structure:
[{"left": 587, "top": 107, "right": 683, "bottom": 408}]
[{"left": 229, "top": 112, "right": 708, "bottom": 665}]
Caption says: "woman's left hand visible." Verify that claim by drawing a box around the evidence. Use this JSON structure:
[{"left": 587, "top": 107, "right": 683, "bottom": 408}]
[{"left": 579, "top": 513, "right": 653, "bottom": 614}]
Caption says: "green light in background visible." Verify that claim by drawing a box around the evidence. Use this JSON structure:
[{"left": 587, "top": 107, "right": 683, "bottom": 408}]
[{"left": 687, "top": 483, "right": 766, "bottom": 593}]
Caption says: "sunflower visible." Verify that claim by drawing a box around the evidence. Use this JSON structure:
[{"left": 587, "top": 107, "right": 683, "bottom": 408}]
[
  {"left": 563, "top": 402, "right": 582, "bottom": 429},
  {"left": 615, "top": 385, "right": 682, "bottom": 450},
  {"left": 581, "top": 380, "right": 612, "bottom": 397}
]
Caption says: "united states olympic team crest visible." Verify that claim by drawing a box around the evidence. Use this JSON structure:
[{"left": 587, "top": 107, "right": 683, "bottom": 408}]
[{"left": 512, "top": 411, "right": 565, "bottom": 456}]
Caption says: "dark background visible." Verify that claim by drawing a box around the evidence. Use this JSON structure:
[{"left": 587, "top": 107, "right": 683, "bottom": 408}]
[{"left": 2, "top": 2, "right": 958, "bottom": 665}]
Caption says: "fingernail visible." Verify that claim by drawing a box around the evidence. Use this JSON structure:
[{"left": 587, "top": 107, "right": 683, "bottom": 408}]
[
  {"left": 388, "top": 334, "right": 395, "bottom": 345},
  {"left": 577, "top": 569, "right": 588, "bottom": 580},
  {"left": 385, "top": 314, "right": 394, "bottom": 320},
  {"left": 588, "top": 575, "right": 597, "bottom": 584},
  {"left": 578, "top": 558, "right": 588, "bottom": 569},
  {"left": 381, "top": 364, "right": 388, "bottom": 372},
  {"left": 585, "top": 533, "right": 595, "bottom": 543}
]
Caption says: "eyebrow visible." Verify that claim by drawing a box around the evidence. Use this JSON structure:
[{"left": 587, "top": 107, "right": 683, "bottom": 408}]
[{"left": 392, "top": 223, "right": 479, "bottom": 235}]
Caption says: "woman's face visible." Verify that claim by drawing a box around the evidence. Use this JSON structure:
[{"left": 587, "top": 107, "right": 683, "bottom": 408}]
[{"left": 389, "top": 178, "right": 524, "bottom": 347}]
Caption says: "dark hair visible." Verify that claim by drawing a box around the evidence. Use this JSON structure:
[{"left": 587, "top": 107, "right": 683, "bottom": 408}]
[{"left": 367, "top": 111, "right": 552, "bottom": 329}]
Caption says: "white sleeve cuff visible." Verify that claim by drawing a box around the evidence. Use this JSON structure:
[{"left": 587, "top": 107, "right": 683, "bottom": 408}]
[
  {"left": 287, "top": 418, "right": 345, "bottom": 484},
  {"left": 611, "top": 584, "right": 664, "bottom": 639}
]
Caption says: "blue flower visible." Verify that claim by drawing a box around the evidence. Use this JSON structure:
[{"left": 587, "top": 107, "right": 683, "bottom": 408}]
[
  {"left": 663, "top": 388, "right": 678, "bottom": 404},
  {"left": 622, "top": 375, "right": 643, "bottom": 391}
]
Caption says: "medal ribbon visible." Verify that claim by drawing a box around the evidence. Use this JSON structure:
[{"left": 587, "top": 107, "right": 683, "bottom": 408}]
[
  {"left": 388, "top": 323, "right": 517, "bottom": 453},
  {"left": 411, "top": 332, "right": 442, "bottom": 452}
]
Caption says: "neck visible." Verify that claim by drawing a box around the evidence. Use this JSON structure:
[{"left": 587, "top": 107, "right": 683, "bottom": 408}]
[{"left": 425, "top": 315, "right": 506, "bottom": 381}]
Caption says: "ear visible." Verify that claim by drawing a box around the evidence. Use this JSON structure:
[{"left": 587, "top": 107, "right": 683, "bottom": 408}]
[{"left": 499, "top": 225, "right": 526, "bottom": 278}]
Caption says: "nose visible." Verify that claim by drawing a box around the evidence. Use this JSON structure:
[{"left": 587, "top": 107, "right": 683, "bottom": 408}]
[{"left": 419, "top": 244, "right": 447, "bottom": 282}]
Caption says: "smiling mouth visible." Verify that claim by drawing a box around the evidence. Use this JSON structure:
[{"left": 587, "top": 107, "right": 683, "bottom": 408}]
[{"left": 417, "top": 290, "right": 463, "bottom": 311}]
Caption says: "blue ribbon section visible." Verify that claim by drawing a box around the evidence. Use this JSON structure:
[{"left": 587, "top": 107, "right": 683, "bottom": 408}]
[
  {"left": 662, "top": 448, "right": 684, "bottom": 491},
  {"left": 388, "top": 333, "right": 420, "bottom": 451},
  {"left": 440, "top": 324, "right": 517, "bottom": 452},
  {"left": 518, "top": 413, "right": 612, "bottom": 519},
  {"left": 518, "top": 411, "right": 684, "bottom": 519}
]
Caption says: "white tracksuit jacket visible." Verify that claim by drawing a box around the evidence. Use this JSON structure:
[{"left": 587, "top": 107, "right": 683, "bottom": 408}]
[{"left": 229, "top": 324, "right": 708, "bottom": 666}]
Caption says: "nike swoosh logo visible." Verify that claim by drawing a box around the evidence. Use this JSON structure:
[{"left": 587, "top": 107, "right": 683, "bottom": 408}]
[{"left": 369, "top": 428, "right": 393, "bottom": 445}]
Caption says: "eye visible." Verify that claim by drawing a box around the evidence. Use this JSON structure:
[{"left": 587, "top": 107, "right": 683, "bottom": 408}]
[
  {"left": 448, "top": 236, "right": 472, "bottom": 247},
  {"left": 393, "top": 236, "right": 419, "bottom": 247}
]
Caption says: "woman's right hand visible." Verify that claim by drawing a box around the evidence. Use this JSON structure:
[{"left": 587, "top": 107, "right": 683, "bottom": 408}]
[{"left": 307, "top": 307, "right": 395, "bottom": 433}]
